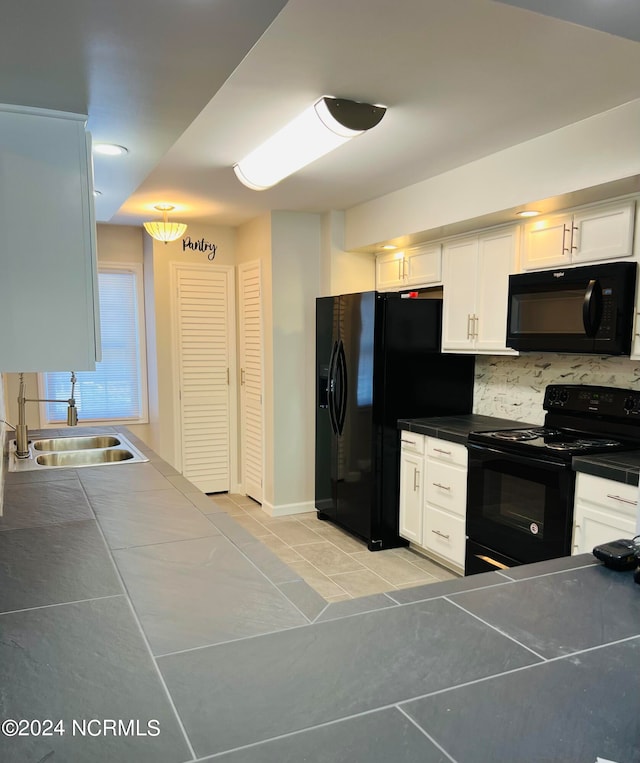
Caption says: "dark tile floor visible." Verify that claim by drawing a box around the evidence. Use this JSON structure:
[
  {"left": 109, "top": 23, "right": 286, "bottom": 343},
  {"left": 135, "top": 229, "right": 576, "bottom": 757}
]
[{"left": 1, "top": 429, "right": 638, "bottom": 763}]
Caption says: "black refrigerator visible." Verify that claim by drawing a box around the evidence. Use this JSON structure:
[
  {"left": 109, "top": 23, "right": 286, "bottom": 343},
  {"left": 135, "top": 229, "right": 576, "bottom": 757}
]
[{"left": 316, "top": 291, "right": 475, "bottom": 550}]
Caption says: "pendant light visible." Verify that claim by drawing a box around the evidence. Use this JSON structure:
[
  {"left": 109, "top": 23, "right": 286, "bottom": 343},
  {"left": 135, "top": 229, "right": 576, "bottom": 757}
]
[{"left": 143, "top": 204, "right": 187, "bottom": 243}]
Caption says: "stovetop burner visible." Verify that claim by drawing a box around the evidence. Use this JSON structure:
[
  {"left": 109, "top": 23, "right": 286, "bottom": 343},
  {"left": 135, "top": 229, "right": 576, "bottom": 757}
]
[
  {"left": 471, "top": 426, "right": 625, "bottom": 457},
  {"left": 490, "top": 429, "right": 544, "bottom": 442},
  {"left": 468, "top": 385, "right": 640, "bottom": 460}
]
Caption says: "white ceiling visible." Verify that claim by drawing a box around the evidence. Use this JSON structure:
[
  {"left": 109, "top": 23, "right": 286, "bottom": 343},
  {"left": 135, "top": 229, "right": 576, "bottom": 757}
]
[{"left": 3, "top": 0, "right": 640, "bottom": 235}]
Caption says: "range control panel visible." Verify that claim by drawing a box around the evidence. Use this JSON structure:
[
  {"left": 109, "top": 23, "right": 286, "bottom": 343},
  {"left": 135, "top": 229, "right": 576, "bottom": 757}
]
[{"left": 544, "top": 384, "right": 640, "bottom": 418}]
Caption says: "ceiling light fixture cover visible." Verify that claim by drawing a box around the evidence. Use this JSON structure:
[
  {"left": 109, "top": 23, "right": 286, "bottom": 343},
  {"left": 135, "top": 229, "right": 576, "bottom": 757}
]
[
  {"left": 233, "top": 96, "right": 386, "bottom": 191},
  {"left": 93, "top": 143, "right": 128, "bottom": 156},
  {"left": 143, "top": 204, "right": 187, "bottom": 244}
]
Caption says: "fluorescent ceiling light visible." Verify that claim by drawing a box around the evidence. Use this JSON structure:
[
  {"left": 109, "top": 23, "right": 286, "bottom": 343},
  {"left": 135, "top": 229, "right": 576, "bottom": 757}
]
[{"left": 233, "top": 97, "right": 386, "bottom": 191}]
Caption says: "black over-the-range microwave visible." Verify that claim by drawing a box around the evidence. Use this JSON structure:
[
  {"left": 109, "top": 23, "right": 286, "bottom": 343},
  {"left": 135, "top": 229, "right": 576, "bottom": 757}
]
[{"left": 506, "top": 260, "right": 637, "bottom": 355}]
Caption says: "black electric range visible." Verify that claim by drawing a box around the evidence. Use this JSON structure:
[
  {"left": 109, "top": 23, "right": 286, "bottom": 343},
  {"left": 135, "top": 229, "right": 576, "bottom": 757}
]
[{"left": 465, "top": 384, "right": 640, "bottom": 574}]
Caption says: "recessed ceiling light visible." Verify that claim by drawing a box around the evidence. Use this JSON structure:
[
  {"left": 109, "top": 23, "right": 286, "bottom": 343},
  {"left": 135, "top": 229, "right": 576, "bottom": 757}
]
[
  {"left": 382, "top": 244, "right": 397, "bottom": 250},
  {"left": 93, "top": 143, "right": 128, "bottom": 156},
  {"left": 516, "top": 210, "right": 541, "bottom": 218}
]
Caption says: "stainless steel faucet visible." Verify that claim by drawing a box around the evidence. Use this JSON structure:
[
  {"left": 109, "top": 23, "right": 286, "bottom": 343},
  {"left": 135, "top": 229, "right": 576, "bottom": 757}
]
[{"left": 15, "top": 372, "right": 78, "bottom": 458}]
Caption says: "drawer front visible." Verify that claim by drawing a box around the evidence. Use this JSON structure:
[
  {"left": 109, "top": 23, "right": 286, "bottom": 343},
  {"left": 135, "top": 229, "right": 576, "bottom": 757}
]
[
  {"left": 426, "top": 437, "right": 467, "bottom": 467},
  {"left": 575, "top": 473, "right": 638, "bottom": 520},
  {"left": 425, "top": 461, "right": 467, "bottom": 518},
  {"left": 424, "top": 505, "right": 465, "bottom": 566},
  {"left": 572, "top": 502, "right": 638, "bottom": 555},
  {"left": 400, "top": 431, "right": 425, "bottom": 455}
]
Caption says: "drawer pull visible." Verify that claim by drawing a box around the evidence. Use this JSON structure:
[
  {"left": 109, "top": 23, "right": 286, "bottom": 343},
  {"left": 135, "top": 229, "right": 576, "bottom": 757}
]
[
  {"left": 431, "top": 529, "right": 450, "bottom": 540},
  {"left": 433, "top": 448, "right": 452, "bottom": 456},
  {"left": 605, "top": 493, "right": 638, "bottom": 507},
  {"left": 413, "top": 468, "right": 420, "bottom": 491},
  {"left": 432, "top": 482, "right": 451, "bottom": 491}
]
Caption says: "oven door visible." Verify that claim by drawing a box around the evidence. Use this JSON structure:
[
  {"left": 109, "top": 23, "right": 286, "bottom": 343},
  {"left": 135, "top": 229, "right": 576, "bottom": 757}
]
[{"left": 466, "top": 444, "right": 575, "bottom": 569}]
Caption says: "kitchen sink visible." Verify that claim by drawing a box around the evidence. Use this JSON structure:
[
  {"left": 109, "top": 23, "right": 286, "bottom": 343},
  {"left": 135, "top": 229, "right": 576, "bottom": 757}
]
[
  {"left": 8, "top": 432, "right": 149, "bottom": 471},
  {"left": 33, "top": 435, "right": 121, "bottom": 451},
  {"left": 35, "top": 449, "right": 135, "bottom": 467}
]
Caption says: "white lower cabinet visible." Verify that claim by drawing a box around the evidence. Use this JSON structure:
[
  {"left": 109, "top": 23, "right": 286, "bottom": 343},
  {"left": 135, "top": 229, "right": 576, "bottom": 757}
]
[
  {"left": 399, "top": 432, "right": 468, "bottom": 573},
  {"left": 399, "top": 433, "right": 424, "bottom": 544},
  {"left": 572, "top": 473, "right": 639, "bottom": 554}
]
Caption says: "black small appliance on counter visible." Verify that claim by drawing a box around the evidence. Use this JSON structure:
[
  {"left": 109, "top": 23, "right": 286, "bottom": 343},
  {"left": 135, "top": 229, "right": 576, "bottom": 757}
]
[
  {"left": 315, "top": 291, "right": 475, "bottom": 550},
  {"left": 466, "top": 384, "right": 640, "bottom": 575}
]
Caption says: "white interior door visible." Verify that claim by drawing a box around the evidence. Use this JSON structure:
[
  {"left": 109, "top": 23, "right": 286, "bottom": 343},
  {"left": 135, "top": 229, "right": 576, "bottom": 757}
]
[
  {"left": 238, "top": 261, "right": 263, "bottom": 502},
  {"left": 173, "top": 264, "right": 234, "bottom": 493}
]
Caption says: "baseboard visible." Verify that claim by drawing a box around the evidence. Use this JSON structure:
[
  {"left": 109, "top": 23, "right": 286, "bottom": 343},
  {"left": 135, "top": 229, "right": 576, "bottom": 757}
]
[{"left": 261, "top": 499, "right": 315, "bottom": 517}]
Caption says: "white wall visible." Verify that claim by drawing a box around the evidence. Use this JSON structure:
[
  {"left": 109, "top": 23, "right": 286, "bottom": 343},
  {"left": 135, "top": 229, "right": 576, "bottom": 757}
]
[
  {"left": 270, "top": 212, "right": 321, "bottom": 513},
  {"left": 236, "top": 212, "right": 322, "bottom": 515},
  {"left": 345, "top": 99, "right": 640, "bottom": 250},
  {"left": 320, "top": 211, "right": 374, "bottom": 296}
]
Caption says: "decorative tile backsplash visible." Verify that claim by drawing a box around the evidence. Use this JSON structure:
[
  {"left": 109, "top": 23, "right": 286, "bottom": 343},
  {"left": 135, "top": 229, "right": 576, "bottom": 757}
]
[{"left": 473, "top": 354, "right": 640, "bottom": 424}]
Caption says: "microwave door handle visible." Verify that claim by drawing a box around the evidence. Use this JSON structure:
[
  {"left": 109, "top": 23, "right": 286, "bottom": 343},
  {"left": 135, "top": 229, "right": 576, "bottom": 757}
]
[{"left": 582, "top": 279, "right": 603, "bottom": 338}]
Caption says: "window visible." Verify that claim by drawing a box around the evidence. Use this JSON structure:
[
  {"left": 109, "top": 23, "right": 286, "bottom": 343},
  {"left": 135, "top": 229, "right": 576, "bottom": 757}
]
[{"left": 40, "top": 264, "right": 148, "bottom": 425}]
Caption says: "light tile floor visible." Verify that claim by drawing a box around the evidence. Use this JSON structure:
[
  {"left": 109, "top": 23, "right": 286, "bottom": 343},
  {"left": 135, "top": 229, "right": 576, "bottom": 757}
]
[{"left": 208, "top": 493, "right": 458, "bottom": 602}]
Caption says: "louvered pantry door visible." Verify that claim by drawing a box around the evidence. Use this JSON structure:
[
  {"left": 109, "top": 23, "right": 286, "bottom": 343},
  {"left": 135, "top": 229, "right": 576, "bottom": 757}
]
[
  {"left": 238, "top": 261, "right": 263, "bottom": 503},
  {"left": 175, "top": 266, "right": 232, "bottom": 493}
]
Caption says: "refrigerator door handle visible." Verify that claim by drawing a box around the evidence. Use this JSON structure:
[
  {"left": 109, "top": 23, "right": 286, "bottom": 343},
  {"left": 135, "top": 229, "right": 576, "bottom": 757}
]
[
  {"left": 336, "top": 339, "right": 348, "bottom": 436},
  {"left": 327, "top": 340, "right": 339, "bottom": 435}
]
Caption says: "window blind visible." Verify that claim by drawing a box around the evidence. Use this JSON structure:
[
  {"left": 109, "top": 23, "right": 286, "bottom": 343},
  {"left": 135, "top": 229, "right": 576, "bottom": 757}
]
[{"left": 43, "top": 269, "right": 145, "bottom": 423}]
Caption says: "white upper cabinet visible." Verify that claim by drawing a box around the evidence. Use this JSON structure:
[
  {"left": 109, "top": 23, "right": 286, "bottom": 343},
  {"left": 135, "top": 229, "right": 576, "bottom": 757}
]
[
  {"left": 442, "top": 226, "right": 518, "bottom": 354},
  {"left": 521, "top": 200, "right": 635, "bottom": 271},
  {"left": 0, "top": 105, "right": 100, "bottom": 372},
  {"left": 441, "top": 237, "right": 478, "bottom": 352},
  {"left": 375, "top": 244, "right": 441, "bottom": 291},
  {"left": 375, "top": 250, "right": 405, "bottom": 290},
  {"left": 404, "top": 244, "right": 442, "bottom": 287}
]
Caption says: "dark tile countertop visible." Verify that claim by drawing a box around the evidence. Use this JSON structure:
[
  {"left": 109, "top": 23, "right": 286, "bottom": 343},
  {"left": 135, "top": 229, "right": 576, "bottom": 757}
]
[
  {"left": 399, "top": 414, "right": 640, "bottom": 485},
  {"left": 2, "top": 427, "right": 639, "bottom": 762},
  {"left": 573, "top": 450, "right": 640, "bottom": 486},
  {"left": 398, "top": 414, "right": 534, "bottom": 445}
]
